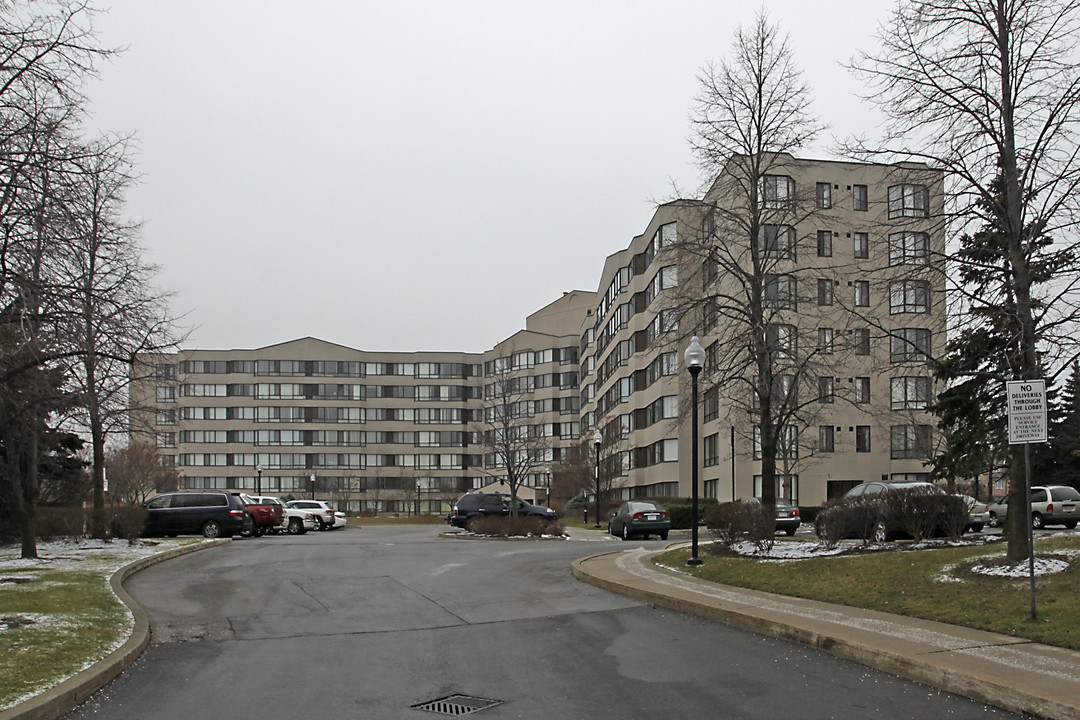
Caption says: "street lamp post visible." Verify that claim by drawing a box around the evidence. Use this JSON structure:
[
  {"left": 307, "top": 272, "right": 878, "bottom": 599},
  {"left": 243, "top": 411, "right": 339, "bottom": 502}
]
[
  {"left": 546, "top": 467, "right": 552, "bottom": 507},
  {"left": 416, "top": 481, "right": 421, "bottom": 517},
  {"left": 593, "top": 429, "right": 602, "bottom": 529},
  {"left": 255, "top": 464, "right": 263, "bottom": 496},
  {"left": 685, "top": 336, "right": 706, "bottom": 566},
  {"left": 309, "top": 473, "right": 316, "bottom": 500}
]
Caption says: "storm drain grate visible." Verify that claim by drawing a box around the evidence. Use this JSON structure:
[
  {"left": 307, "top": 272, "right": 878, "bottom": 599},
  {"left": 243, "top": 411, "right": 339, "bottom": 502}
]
[{"left": 411, "top": 694, "right": 504, "bottom": 716}]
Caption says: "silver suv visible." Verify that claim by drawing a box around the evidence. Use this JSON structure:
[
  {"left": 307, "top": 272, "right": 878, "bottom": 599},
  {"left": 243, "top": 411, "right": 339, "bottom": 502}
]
[{"left": 987, "top": 485, "right": 1079, "bottom": 529}]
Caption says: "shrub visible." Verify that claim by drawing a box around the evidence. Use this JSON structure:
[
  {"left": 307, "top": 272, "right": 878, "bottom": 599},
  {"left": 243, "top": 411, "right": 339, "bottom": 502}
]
[
  {"left": 109, "top": 506, "right": 148, "bottom": 541},
  {"left": 36, "top": 506, "right": 89, "bottom": 541},
  {"left": 468, "top": 515, "right": 565, "bottom": 537},
  {"left": 704, "top": 500, "right": 774, "bottom": 552},
  {"left": 814, "top": 498, "right": 877, "bottom": 547}
]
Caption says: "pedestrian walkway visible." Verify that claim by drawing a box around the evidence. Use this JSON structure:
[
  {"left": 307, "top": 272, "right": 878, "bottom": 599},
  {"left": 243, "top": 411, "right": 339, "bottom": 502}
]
[{"left": 572, "top": 545, "right": 1080, "bottom": 720}]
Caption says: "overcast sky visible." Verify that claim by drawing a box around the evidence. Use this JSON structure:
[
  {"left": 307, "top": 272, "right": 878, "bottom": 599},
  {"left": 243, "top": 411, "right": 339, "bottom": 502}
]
[{"left": 85, "top": 0, "right": 893, "bottom": 353}]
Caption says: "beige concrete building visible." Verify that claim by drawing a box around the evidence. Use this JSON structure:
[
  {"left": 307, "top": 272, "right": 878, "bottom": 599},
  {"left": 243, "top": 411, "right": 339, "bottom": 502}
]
[
  {"left": 580, "top": 155, "right": 944, "bottom": 506},
  {"left": 138, "top": 154, "right": 943, "bottom": 512},
  {"left": 135, "top": 292, "right": 594, "bottom": 515}
]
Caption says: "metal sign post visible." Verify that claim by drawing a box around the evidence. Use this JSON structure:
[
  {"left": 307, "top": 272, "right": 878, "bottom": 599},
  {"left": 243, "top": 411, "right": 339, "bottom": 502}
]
[{"left": 1006, "top": 380, "right": 1048, "bottom": 620}]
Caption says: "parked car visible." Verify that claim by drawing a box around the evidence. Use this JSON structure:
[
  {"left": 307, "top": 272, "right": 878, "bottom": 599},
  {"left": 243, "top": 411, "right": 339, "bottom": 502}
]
[
  {"left": 608, "top": 501, "right": 671, "bottom": 540},
  {"left": 985, "top": 486, "right": 1079, "bottom": 529},
  {"left": 234, "top": 493, "right": 284, "bottom": 536},
  {"left": 142, "top": 491, "right": 253, "bottom": 539},
  {"left": 248, "top": 496, "right": 316, "bottom": 535},
  {"left": 814, "top": 481, "right": 962, "bottom": 542},
  {"left": 957, "top": 495, "right": 987, "bottom": 533},
  {"left": 987, "top": 495, "right": 1008, "bottom": 527},
  {"left": 771, "top": 498, "right": 802, "bottom": 536},
  {"left": 1031, "top": 485, "right": 1080, "bottom": 529},
  {"left": 448, "top": 492, "right": 557, "bottom": 531},
  {"left": 739, "top": 497, "right": 802, "bottom": 536},
  {"left": 286, "top": 500, "right": 341, "bottom": 530}
]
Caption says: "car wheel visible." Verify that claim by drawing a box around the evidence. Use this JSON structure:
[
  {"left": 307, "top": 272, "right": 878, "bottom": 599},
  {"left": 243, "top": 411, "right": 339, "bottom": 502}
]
[
  {"left": 202, "top": 520, "right": 223, "bottom": 539},
  {"left": 969, "top": 523, "right": 983, "bottom": 533},
  {"left": 287, "top": 518, "right": 305, "bottom": 535},
  {"left": 621, "top": 523, "right": 632, "bottom": 541},
  {"left": 871, "top": 520, "right": 888, "bottom": 543},
  {"left": 465, "top": 517, "right": 478, "bottom": 533},
  {"left": 314, "top": 517, "right": 326, "bottom": 531},
  {"left": 784, "top": 527, "right": 796, "bottom": 537},
  {"left": 252, "top": 525, "right": 265, "bottom": 537},
  {"left": 988, "top": 512, "right": 1000, "bottom": 528},
  {"left": 1032, "top": 513, "right": 1044, "bottom": 529},
  {"left": 1064, "top": 521, "right": 1077, "bottom": 529},
  {"left": 607, "top": 523, "right": 615, "bottom": 537},
  {"left": 659, "top": 531, "right": 668, "bottom": 540}
]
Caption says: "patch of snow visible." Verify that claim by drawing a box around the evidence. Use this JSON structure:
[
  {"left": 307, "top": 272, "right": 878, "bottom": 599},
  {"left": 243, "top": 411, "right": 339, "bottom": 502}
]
[{"left": 971, "top": 557, "right": 1069, "bottom": 577}]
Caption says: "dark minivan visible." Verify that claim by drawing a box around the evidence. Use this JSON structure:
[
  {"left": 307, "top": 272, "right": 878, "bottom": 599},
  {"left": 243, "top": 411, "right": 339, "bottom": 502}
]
[{"left": 143, "top": 491, "right": 252, "bottom": 538}]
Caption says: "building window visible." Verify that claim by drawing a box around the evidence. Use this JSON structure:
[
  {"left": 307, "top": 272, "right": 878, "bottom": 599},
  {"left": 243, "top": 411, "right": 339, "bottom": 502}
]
[
  {"left": 816, "top": 182, "right": 832, "bottom": 209},
  {"left": 854, "top": 328, "right": 871, "bottom": 355},
  {"left": 819, "top": 425, "right": 835, "bottom": 453},
  {"left": 154, "top": 364, "right": 177, "bottom": 380},
  {"left": 767, "top": 324, "right": 796, "bottom": 360},
  {"left": 856, "top": 425, "right": 871, "bottom": 453},
  {"left": 888, "top": 231, "right": 929, "bottom": 266},
  {"left": 819, "top": 376, "right": 835, "bottom": 403},
  {"left": 890, "top": 280, "right": 930, "bottom": 314},
  {"left": 817, "top": 279, "right": 833, "bottom": 306},
  {"left": 759, "top": 224, "right": 796, "bottom": 260},
  {"left": 761, "top": 175, "right": 795, "bottom": 209},
  {"left": 156, "top": 409, "right": 177, "bottom": 425},
  {"left": 888, "top": 184, "right": 929, "bottom": 218},
  {"left": 764, "top": 274, "right": 796, "bottom": 309},
  {"left": 817, "top": 230, "right": 833, "bottom": 257},
  {"left": 704, "top": 385, "right": 719, "bottom": 423},
  {"left": 854, "top": 280, "right": 870, "bottom": 307},
  {"left": 855, "top": 377, "right": 871, "bottom": 404},
  {"left": 891, "top": 376, "right": 932, "bottom": 410},
  {"left": 156, "top": 386, "right": 176, "bottom": 403},
  {"left": 853, "top": 185, "right": 868, "bottom": 212},
  {"left": 890, "top": 328, "right": 932, "bottom": 362},
  {"left": 854, "top": 232, "right": 869, "bottom": 259},
  {"left": 704, "top": 433, "right": 719, "bottom": 467},
  {"left": 156, "top": 432, "right": 176, "bottom": 449},
  {"left": 891, "top": 425, "right": 932, "bottom": 459},
  {"left": 818, "top": 327, "right": 834, "bottom": 354}
]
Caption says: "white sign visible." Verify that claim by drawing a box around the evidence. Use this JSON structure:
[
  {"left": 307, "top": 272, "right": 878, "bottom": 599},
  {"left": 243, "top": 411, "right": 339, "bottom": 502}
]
[{"left": 1007, "top": 380, "right": 1048, "bottom": 444}]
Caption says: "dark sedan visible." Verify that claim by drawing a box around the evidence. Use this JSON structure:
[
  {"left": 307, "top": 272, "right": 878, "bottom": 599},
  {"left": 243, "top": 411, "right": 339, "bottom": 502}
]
[{"left": 608, "top": 501, "right": 671, "bottom": 540}]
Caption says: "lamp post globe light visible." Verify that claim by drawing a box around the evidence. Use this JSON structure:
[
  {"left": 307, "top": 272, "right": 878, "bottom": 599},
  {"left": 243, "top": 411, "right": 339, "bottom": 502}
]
[
  {"left": 593, "top": 429, "right": 603, "bottom": 529},
  {"left": 309, "top": 473, "right": 316, "bottom": 500},
  {"left": 255, "top": 464, "right": 263, "bottom": 496},
  {"left": 684, "top": 336, "right": 706, "bottom": 567}
]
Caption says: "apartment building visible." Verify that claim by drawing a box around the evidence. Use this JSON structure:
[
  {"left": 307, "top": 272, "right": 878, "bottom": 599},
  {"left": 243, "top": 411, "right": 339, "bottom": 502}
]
[
  {"left": 134, "top": 292, "right": 594, "bottom": 515},
  {"left": 137, "top": 154, "right": 943, "bottom": 512},
  {"left": 580, "top": 154, "right": 944, "bottom": 506}
]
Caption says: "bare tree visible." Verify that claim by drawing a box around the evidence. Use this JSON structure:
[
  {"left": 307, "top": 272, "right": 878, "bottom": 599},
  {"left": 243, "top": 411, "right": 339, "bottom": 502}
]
[
  {"left": 105, "top": 441, "right": 179, "bottom": 506},
  {"left": 0, "top": 1, "right": 115, "bottom": 558},
  {"left": 678, "top": 12, "right": 827, "bottom": 506},
  {"left": 479, "top": 355, "right": 551, "bottom": 516},
  {"left": 851, "top": 0, "right": 1080, "bottom": 559},
  {"left": 55, "top": 134, "right": 183, "bottom": 537}
]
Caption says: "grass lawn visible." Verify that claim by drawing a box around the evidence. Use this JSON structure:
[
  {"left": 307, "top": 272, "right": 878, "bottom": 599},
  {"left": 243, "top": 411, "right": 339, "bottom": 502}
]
[
  {"left": 654, "top": 534, "right": 1080, "bottom": 650},
  {"left": 0, "top": 538, "right": 203, "bottom": 711}
]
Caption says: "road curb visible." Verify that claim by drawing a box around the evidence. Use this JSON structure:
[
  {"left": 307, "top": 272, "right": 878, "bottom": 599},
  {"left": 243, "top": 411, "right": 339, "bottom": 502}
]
[
  {"left": 0, "top": 538, "right": 230, "bottom": 720},
  {"left": 571, "top": 551, "right": 1077, "bottom": 720}
]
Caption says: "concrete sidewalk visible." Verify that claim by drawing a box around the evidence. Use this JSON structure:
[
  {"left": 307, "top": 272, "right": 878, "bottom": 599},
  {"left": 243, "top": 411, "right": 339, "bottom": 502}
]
[{"left": 572, "top": 546, "right": 1080, "bottom": 720}]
